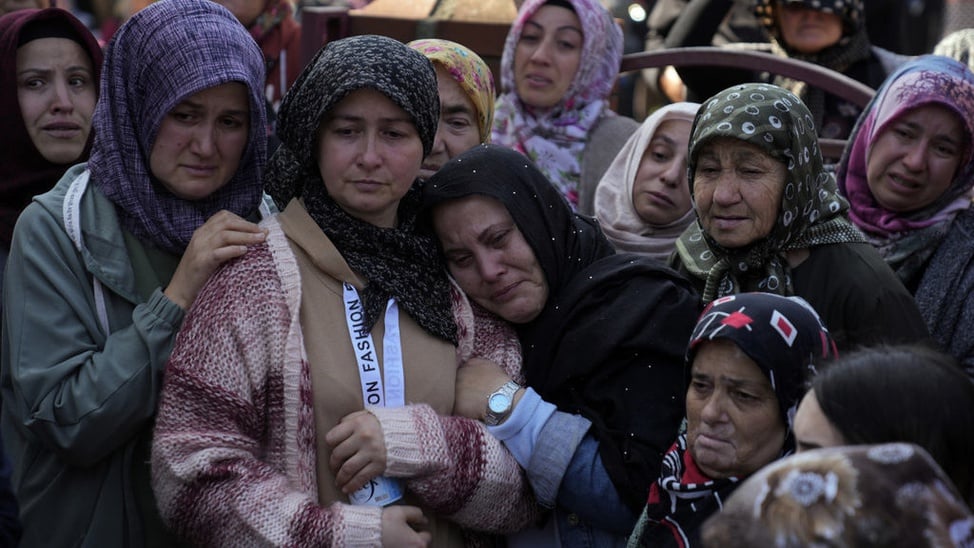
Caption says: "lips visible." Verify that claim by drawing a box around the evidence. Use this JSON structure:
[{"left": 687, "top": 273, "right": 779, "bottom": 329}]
[
  {"left": 646, "top": 190, "right": 675, "bottom": 207},
  {"left": 886, "top": 172, "right": 922, "bottom": 191},
  {"left": 42, "top": 122, "right": 82, "bottom": 138},
  {"left": 523, "top": 73, "right": 552, "bottom": 88},
  {"left": 490, "top": 281, "right": 522, "bottom": 303},
  {"left": 182, "top": 164, "right": 217, "bottom": 176},
  {"left": 695, "top": 432, "right": 733, "bottom": 451}
]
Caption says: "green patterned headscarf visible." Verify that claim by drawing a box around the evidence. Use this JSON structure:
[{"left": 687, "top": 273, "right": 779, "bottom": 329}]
[{"left": 676, "top": 83, "right": 864, "bottom": 301}]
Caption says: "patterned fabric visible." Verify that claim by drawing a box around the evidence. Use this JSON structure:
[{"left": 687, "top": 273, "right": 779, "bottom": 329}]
[
  {"left": 0, "top": 7, "right": 102, "bottom": 248},
  {"left": 686, "top": 292, "right": 837, "bottom": 426},
  {"left": 631, "top": 292, "right": 837, "bottom": 548},
  {"left": 675, "top": 83, "right": 865, "bottom": 302},
  {"left": 702, "top": 443, "right": 974, "bottom": 548},
  {"left": 246, "top": 0, "right": 301, "bottom": 107},
  {"left": 151, "top": 220, "right": 538, "bottom": 545},
  {"left": 935, "top": 29, "right": 974, "bottom": 71},
  {"left": 491, "top": 0, "right": 623, "bottom": 209},
  {"left": 752, "top": 0, "right": 874, "bottom": 134},
  {"left": 87, "top": 0, "right": 267, "bottom": 255},
  {"left": 835, "top": 55, "right": 974, "bottom": 285},
  {"left": 266, "top": 34, "right": 455, "bottom": 344},
  {"left": 408, "top": 38, "right": 496, "bottom": 143},
  {"left": 594, "top": 102, "right": 699, "bottom": 260}
]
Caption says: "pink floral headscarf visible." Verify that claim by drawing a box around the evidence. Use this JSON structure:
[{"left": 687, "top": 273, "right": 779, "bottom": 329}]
[{"left": 491, "top": 0, "right": 623, "bottom": 209}]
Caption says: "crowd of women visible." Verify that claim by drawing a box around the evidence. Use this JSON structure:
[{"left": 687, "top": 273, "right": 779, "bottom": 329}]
[{"left": 1, "top": 0, "right": 973, "bottom": 546}]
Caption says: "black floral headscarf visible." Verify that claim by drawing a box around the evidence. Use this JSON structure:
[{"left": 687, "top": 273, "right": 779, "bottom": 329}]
[{"left": 675, "top": 83, "right": 865, "bottom": 301}]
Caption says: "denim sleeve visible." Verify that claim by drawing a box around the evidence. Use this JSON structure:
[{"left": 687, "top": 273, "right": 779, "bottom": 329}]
[{"left": 556, "top": 435, "right": 639, "bottom": 535}]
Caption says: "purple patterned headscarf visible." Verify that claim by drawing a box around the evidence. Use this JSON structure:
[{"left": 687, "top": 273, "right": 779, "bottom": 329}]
[
  {"left": 837, "top": 55, "right": 974, "bottom": 235},
  {"left": 835, "top": 55, "right": 974, "bottom": 282},
  {"left": 88, "top": 0, "right": 267, "bottom": 254},
  {"left": 491, "top": 0, "right": 623, "bottom": 209}
]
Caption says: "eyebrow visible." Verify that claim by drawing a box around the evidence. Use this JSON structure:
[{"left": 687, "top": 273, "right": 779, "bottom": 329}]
[
  {"left": 18, "top": 65, "right": 92, "bottom": 76},
  {"left": 650, "top": 134, "right": 680, "bottom": 147},
  {"left": 524, "top": 20, "right": 583, "bottom": 36},
  {"left": 691, "top": 371, "right": 771, "bottom": 391},
  {"left": 329, "top": 113, "right": 412, "bottom": 124},
  {"left": 900, "top": 119, "right": 962, "bottom": 146},
  {"left": 442, "top": 103, "right": 475, "bottom": 117}
]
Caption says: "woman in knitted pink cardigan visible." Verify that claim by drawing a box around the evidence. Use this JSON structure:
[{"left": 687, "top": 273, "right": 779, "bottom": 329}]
[{"left": 151, "top": 35, "right": 538, "bottom": 546}]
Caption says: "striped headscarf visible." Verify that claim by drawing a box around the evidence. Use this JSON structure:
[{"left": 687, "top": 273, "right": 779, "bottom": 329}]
[
  {"left": 491, "top": 0, "right": 623, "bottom": 209},
  {"left": 408, "top": 38, "right": 495, "bottom": 143},
  {"left": 88, "top": 0, "right": 267, "bottom": 255}
]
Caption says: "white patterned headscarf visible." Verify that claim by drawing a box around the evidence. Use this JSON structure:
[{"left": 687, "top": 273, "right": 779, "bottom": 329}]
[
  {"left": 491, "top": 0, "right": 623, "bottom": 210},
  {"left": 675, "top": 83, "right": 865, "bottom": 301}
]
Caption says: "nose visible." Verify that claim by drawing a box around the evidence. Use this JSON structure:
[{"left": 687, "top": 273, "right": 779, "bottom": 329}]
[
  {"left": 901, "top": 142, "right": 926, "bottom": 172},
  {"left": 528, "top": 38, "right": 553, "bottom": 65},
  {"left": 711, "top": 173, "right": 741, "bottom": 206},
  {"left": 475, "top": 251, "right": 506, "bottom": 283},
  {"left": 430, "top": 125, "right": 447, "bottom": 157},
  {"left": 50, "top": 79, "right": 75, "bottom": 114},
  {"left": 661, "top": 159, "right": 685, "bottom": 187},
  {"left": 189, "top": 123, "right": 216, "bottom": 157},
  {"left": 356, "top": 132, "right": 382, "bottom": 170},
  {"left": 699, "top": 392, "right": 727, "bottom": 424}
]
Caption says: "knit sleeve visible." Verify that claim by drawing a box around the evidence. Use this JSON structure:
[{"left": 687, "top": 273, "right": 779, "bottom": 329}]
[
  {"left": 369, "top": 283, "right": 540, "bottom": 533},
  {"left": 151, "top": 229, "right": 382, "bottom": 546}
]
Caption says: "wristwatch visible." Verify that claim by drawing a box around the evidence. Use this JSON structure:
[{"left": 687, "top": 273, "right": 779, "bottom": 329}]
[{"left": 484, "top": 380, "right": 521, "bottom": 426}]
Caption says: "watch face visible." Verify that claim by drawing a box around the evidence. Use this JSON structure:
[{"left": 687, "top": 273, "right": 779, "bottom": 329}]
[{"left": 488, "top": 393, "right": 512, "bottom": 413}]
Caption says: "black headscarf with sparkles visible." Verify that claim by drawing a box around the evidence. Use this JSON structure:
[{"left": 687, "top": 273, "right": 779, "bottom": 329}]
[
  {"left": 424, "top": 144, "right": 702, "bottom": 509},
  {"left": 266, "top": 35, "right": 455, "bottom": 344}
]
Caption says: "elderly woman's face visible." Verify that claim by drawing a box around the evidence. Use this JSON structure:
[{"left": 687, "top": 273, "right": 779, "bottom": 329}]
[
  {"left": 865, "top": 104, "right": 964, "bottom": 212},
  {"left": 433, "top": 194, "right": 549, "bottom": 324},
  {"left": 686, "top": 339, "right": 786, "bottom": 479},
  {"left": 317, "top": 88, "right": 424, "bottom": 228},
  {"left": 420, "top": 65, "right": 482, "bottom": 181},
  {"left": 149, "top": 82, "right": 250, "bottom": 201},
  {"left": 775, "top": 4, "right": 843, "bottom": 54},
  {"left": 513, "top": 5, "right": 583, "bottom": 109},
  {"left": 693, "top": 138, "right": 785, "bottom": 248},
  {"left": 17, "top": 38, "right": 96, "bottom": 165}
]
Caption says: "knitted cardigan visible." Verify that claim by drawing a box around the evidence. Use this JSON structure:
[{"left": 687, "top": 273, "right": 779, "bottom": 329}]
[{"left": 151, "top": 216, "right": 538, "bottom": 546}]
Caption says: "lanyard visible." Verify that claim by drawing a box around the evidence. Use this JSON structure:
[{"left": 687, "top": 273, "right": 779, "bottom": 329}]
[{"left": 342, "top": 283, "right": 404, "bottom": 408}]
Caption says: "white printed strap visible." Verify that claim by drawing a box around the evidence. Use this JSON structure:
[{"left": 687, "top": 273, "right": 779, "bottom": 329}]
[
  {"left": 341, "top": 282, "right": 404, "bottom": 408},
  {"left": 63, "top": 170, "right": 110, "bottom": 335}
]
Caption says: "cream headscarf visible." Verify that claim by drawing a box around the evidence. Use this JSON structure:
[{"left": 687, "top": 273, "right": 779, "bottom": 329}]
[{"left": 594, "top": 102, "right": 698, "bottom": 260}]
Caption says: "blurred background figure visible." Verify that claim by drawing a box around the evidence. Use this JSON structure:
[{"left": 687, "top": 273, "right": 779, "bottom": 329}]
[
  {"left": 492, "top": 0, "right": 638, "bottom": 214},
  {"left": 0, "top": 0, "right": 44, "bottom": 15},
  {"left": 935, "top": 27, "right": 974, "bottom": 71},
  {"left": 701, "top": 443, "right": 974, "bottom": 548},
  {"left": 0, "top": 6, "right": 102, "bottom": 288}
]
